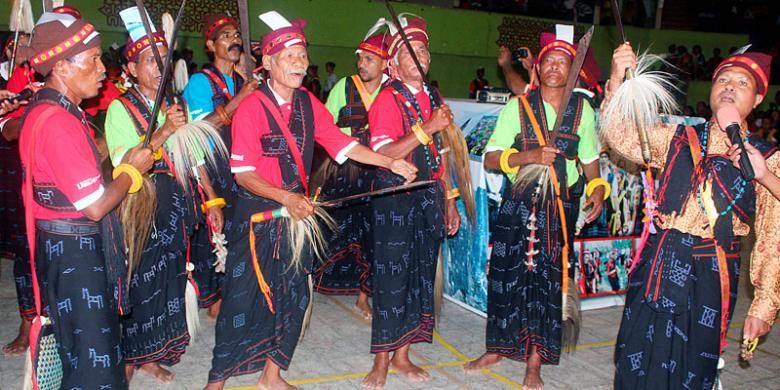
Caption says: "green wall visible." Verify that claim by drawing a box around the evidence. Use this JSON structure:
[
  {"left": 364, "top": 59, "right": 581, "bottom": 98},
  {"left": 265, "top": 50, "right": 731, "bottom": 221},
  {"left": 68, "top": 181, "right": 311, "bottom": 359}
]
[{"left": 2, "top": 0, "right": 771, "bottom": 106}]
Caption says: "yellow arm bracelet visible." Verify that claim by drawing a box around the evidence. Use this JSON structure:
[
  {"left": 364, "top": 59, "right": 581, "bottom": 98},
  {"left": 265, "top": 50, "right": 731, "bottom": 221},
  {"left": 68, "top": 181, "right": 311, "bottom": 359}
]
[
  {"left": 201, "top": 197, "right": 227, "bottom": 213},
  {"left": 586, "top": 177, "right": 611, "bottom": 201},
  {"left": 447, "top": 188, "right": 460, "bottom": 200},
  {"left": 112, "top": 163, "right": 143, "bottom": 194},
  {"left": 412, "top": 123, "right": 432, "bottom": 145},
  {"left": 499, "top": 148, "right": 520, "bottom": 175}
]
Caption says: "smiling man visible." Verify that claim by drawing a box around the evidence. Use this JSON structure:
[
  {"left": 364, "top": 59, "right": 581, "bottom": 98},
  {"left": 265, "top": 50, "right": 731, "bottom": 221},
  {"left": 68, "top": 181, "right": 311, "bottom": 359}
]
[
  {"left": 204, "top": 11, "right": 417, "bottom": 390},
  {"left": 18, "top": 11, "right": 153, "bottom": 388},
  {"left": 464, "top": 28, "right": 603, "bottom": 390},
  {"left": 604, "top": 44, "right": 776, "bottom": 389}
]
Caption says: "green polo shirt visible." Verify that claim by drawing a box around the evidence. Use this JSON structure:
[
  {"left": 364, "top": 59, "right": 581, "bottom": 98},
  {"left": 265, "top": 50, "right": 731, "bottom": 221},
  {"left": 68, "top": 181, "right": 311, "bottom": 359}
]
[
  {"left": 325, "top": 76, "right": 383, "bottom": 135},
  {"left": 486, "top": 96, "right": 598, "bottom": 186}
]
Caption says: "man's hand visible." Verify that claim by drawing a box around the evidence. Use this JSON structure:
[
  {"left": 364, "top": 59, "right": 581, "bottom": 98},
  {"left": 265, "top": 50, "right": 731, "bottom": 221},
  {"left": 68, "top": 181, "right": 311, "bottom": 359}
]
[
  {"left": 609, "top": 43, "right": 637, "bottom": 95},
  {"left": 726, "top": 141, "right": 767, "bottom": 182},
  {"left": 235, "top": 79, "right": 259, "bottom": 103},
  {"left": 124, "top": 144, "right": 154, "bottom": 173},
  {"left": 282, "top": 192, "right": 314, "bottom": 221},
  {"left": 422, "top": 105, "right": 454, "bottom": 136},
  {"left": 583, "top": 186, "right": 605, "bottom": 223},
  {"left": 389, "top": 159, "right": 417, "bottom": 184},
  {"left": 446, "top": 199, "right": 461, "bottom": 236},
  {"left": 521, "top": 146, "right": 560, "bottom": 166},
  {"left": 160, "top": 103, "right": 187, "bottom": 135},
  {"left": 207, "top": 205, "right": 224, "bottom": 233},
  {"left": 743, "top": 314, "right": 771, "bottom": 342},
  {"left": 0, "top": 90, "right": 25, "bottom": 116}
]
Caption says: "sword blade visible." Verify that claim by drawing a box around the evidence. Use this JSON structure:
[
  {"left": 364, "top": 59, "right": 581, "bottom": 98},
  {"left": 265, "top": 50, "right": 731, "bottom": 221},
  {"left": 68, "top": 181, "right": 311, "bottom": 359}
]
[
  {"left": 237, "top": 0, "right": 255, "bottom": 79},
  {"left": 551, "top": 26, "right": 594, "bottom": 142},
  {"left": 315, "top": 180, "right": 437, "bottom": 208},
  {"left": 141, "top": 0, "right": 186, "bottom": 147}
]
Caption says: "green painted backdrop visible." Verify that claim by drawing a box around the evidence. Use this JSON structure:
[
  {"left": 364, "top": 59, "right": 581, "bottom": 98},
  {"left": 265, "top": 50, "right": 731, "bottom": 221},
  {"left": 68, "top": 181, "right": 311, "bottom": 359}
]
[{"left": 2, "top": 0, "right": 774, "bottom": 108}]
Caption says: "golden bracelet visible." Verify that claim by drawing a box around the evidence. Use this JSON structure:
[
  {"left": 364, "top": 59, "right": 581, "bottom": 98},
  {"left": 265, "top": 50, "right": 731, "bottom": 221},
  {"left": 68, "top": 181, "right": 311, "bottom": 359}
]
[
  {"left": 499, "top": 148, "right": 520, "bottom": 175},
  {"left": 113, "top": 163, "right": 143, "bottom": 194},
  {"left": 586, "top": 177, "right": 611, "bottom": 201},
  {"left": 412, "top": 123, "right": 432, "bottom": 145},
  {"left": 138, "top": 136, "right": 164, "bottom": 161},
  {"left": 447, "top": 188, "right": 460, "bottom": 200},
  {"left": 201, "top": 197, "right": 227, "bottom": 213}
]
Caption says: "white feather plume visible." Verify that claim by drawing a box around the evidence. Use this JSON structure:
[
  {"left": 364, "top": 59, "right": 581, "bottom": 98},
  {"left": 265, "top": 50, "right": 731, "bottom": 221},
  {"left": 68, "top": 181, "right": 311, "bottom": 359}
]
[
  {"left": 173, "top": 58, "right": 189, "bottom": 93},
  {"left": 185, "top": 277, "right": 200, "bottom": 342},
  {"left": 167, "top": 120, "right": 229, "bottom": 194},
  {"left": 10, "top": 0, "right": 34, "bottom": 34},
  {"left": 600, "top": 53, "right": 679, "bottom": 147},
  {"left": 162, "top": 12, "right": 175, "bottom": 49}
]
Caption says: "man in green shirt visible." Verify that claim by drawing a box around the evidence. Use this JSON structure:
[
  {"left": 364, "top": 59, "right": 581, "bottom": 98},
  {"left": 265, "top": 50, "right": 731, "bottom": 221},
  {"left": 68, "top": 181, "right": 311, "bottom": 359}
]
[
  {"left": 311, "top": 34, "right": 389, "bottom": 319},
  {"left": 465, "top": 28, "right": 606, "bottom": 390}
]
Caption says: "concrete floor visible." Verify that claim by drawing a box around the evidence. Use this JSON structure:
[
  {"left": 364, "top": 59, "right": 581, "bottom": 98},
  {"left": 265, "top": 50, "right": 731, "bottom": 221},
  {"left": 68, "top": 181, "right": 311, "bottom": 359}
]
[{"left": 1, "top": 257, "right": 779, "bottom": 390}]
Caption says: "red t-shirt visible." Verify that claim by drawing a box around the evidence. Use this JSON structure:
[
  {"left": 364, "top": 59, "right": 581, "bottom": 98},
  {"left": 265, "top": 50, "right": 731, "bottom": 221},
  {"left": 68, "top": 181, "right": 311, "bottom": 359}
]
[
  {"left": 230, "top": 89, "right": 357, "bottom": 189},
  {"left": 369, "top": 84, "right": 432, "bottom": 151},
  {"left": 19, "top": 104, "right": 104, "bottom": 220},
  {"left": 83, "top": 79, "right": 122, "bottom": 117}
]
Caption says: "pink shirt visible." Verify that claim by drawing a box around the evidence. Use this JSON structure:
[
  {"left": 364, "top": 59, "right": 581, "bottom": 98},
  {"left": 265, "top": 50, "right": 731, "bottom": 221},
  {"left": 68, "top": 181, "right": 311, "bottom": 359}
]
[
  {"left": 230, "top": 88, "right": 358, "bottom": 189},
  {"left": 19, "top": 104, "right": 104, "bottom": 220},
  {"left": 369, "top": 84, "right": 432, "bottom": 151}
]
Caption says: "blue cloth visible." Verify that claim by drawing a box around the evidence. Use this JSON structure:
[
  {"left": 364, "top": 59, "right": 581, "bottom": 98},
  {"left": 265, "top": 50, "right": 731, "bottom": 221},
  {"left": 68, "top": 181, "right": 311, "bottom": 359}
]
[{"left": 183, "top": 72, "right": 235, "bottom": 121}]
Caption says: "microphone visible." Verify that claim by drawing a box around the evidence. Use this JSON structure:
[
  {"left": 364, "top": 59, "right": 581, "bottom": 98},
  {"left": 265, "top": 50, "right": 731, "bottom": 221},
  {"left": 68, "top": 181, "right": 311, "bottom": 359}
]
[{"left": 716, "top": 106, "right": 754, "bottom": 181}]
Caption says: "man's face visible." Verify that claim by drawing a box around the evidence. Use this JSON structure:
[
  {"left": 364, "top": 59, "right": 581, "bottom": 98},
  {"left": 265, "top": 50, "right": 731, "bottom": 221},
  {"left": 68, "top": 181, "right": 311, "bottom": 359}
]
[
  {"left": 709, "top": 67, "right": 763, "bottom": 121},
  {"left": 264, "top": 45, "right": 309, "bottom": 90},
  {"left": 356, "top": 51, "right": 386, "bottom": 83},
  {"left": 5, "top": 34, "right": 30, "bottom": 62},
  {"left": 128, "top": 45, "right": 168, "bottom": 92},
  {"left": 477, "top": 68, "right": 485, "bottom": 79},
  {"left": 207, "top": 25, "right": 242, "bottom": 63},
  {"left": 539, "top": 51, "right": 571, "bottom": 89},
  {"left": 393, "top": 41, "right": 430, "bottom": 84},
  {"left": 60, "top": 46, "right": 106, "bottom": 100}
]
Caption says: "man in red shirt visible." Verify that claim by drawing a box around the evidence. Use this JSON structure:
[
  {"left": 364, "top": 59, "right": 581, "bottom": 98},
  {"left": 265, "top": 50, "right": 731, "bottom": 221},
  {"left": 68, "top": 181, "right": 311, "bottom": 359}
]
[
  {"left": 18, "top": 12, "right": 152, "bottom": 388},
  {"left": 205, "top": 11, "right": 416, "bottom": 390},
  {"left": 363, "top": 15, "right": 460, "bottom": 389}
]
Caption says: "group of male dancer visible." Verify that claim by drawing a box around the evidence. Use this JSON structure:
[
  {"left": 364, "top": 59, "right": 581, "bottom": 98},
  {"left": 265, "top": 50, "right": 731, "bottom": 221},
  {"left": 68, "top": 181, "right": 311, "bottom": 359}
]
[{"left": 1, "top": 4, "right": 779, "bottom": 390}]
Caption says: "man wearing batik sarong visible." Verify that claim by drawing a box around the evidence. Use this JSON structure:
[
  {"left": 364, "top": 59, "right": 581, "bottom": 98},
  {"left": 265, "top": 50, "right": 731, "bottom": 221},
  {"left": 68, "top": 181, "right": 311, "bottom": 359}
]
[
  {"left": 183, "top": 14, "right": 258, "bottom": 316},
  {"left": 311, "top": 33, "right": 390, "bottom": 319},
  {"left": 606, "top": 43, "right": 778, "bottom": 389},
  {"left": 464, "top": 28, "right": 604, "bottom": 389},
  {"left": 18, "top": 12, "right": 154, "bottom": 388},
  {"left": 362, "top": 15, "right": 461, "bottom": 389},
  {"left": 104, "top": 6, "right": 223, "bottom": 383},
  {"left": 205, "top": 11, "right": 416, "bottom": 390}
]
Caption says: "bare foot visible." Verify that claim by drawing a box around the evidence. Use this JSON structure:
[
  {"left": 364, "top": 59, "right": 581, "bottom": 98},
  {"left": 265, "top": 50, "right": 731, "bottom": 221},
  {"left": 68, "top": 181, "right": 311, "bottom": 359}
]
[
  {"left": 256, "top": 377, "right": 296, "bottom": 390},
  {"left": 138, "top": 362, "right": 176, "bottom": 384},
  {"left": 203, "top": 381, "right": 225, "bottom": 390},
  {"left": 463, "top": 352, "right": 502, "bottom": 375},
  {"left": 362, "top": 353, "right": 390, "bottom": 389},
  {"left": 523, "top": 366, "right": 544, "bottom": 390},
  {"left": 390, "top": 348, "right": 431, "bottom": 383},
  {"left": 257, "top": 358, "right": 296, "bottom": 390},
  {"left": 207, "top": 299, "right": 222, "bottom": 320},
  {"left": 355, "top": 293, "right": 372, "bottom": 320},
  {"left": 2, "top": 318, "right": 31, "bottom": 355}
]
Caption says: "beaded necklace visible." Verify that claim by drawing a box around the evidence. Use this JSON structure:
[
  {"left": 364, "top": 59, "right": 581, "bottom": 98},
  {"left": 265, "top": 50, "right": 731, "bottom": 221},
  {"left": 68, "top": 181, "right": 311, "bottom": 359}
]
[
  {"left": 403, "top": 85, "right": 442, "bottom": 170},
  {"left": 695, "top": 122, "right": 748, "bottom": 216}
]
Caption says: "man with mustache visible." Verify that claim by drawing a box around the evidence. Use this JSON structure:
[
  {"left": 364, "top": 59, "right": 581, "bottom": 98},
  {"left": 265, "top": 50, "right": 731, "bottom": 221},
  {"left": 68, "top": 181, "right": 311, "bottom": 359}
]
[
  {"left": 464, "top": 28, "right": 603, "bottom": 390},
  {"left": 362, "top": 15, "right": 460, "bottom": 389},
  {"left": 605, "top": 44, "right": 777, "bottom": 388},
  {"left": 18, "top": 11, "right": 153, "bottom": 388},
  {"left": 183, "top": 14, "right": 258, "bottom": 318},
  {"left": 311, "top": 33, "right": 390, "bottom": 319},
  {"left": 104, "top": 6, "right": 223, "bottom": 383},
  {"left": 205, "top": 11, "right": 417, "bottom": 390}
]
